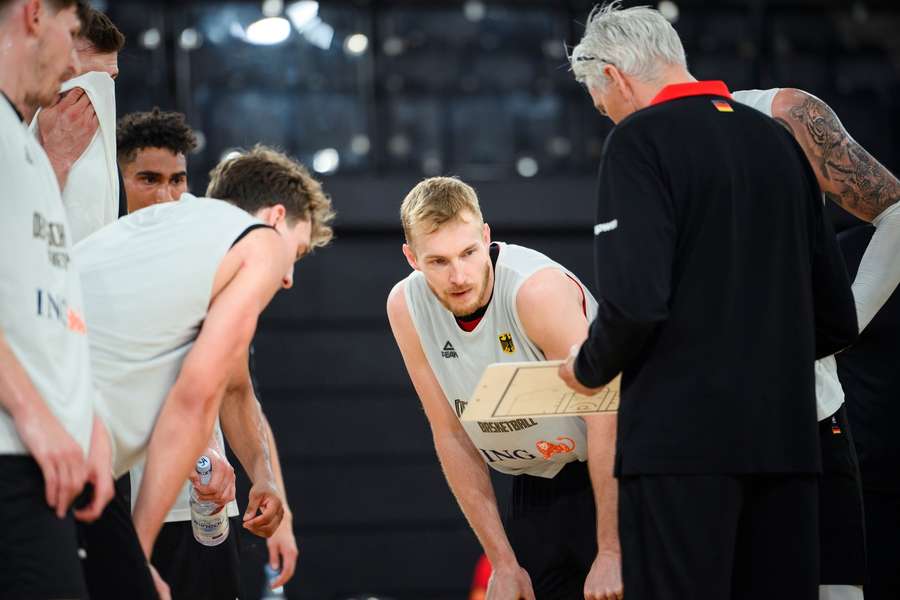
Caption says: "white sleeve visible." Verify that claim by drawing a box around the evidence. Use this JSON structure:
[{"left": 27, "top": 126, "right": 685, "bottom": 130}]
[{"left": 851, "top": 201, "right": 900, "bottom": 332}]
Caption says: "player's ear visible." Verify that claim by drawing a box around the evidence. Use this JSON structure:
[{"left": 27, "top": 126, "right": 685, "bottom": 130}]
[
  {"left": 24, "top": 0, "right": 43, "bottom": 35},
  {"left": 257, "top": 204, "right": 286, "bottom": 227},
  {"left": 271, "top": 204, "right": 287, "bottom": 225},
  {"left": 402, "top": 243, "right": 419, "bottom": 271},
  {"left": 482, "top": 222, "right": 491, "bottom": 246}
]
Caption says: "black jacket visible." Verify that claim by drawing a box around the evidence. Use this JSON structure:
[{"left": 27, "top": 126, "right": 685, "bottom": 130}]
[{"left": 575, "top": 92, "right": 858, "bottom": 475}]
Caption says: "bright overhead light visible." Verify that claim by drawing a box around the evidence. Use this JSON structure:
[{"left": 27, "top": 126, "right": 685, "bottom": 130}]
[
  {"left": 286, "top": 1, "right": 319, "bottom": 32},
  {"left": 140, "top": 28, "right": 161, "bottom": 50},
  {"left": 304, "top": 20, "right": 334, "bottom": 50},
  {"left": 463, "top": 0, "right": 486, "bottom": 22},
  {"left": 516, "top": 156, "right": 539, "bottom": 178},
  {"left": 344, "top": 33, "right": 369, "bottom": 56},
  {"left": 313, "top": 148, "right": 340, "bottom": 174},
  {"left": 262, "top": 0, "right": 284, "bottom": 17},
  {"left": 350, "top": 134, "right": 371, "bottom": 156},
  {"left": 246, "top": 17, "right": 291, "bottom": 45},
  {"left": 179, "top": 28, "right": 201, "bottom": 50},
  {"left": 657, "top": 1, "right": 679, "bottom": 23}
]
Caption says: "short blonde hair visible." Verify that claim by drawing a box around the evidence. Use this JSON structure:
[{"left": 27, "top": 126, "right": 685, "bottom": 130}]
[{"left": 401, "top": 177, "right": 483, "bottom": 243}]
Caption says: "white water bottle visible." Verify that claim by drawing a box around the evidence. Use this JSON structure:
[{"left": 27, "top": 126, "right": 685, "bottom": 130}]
[
  {"left": 261, "top": 563, "right": 286, "bottom": 598},
  {"left": 190, "top": 455, "right": 229, "bottom": 546}
]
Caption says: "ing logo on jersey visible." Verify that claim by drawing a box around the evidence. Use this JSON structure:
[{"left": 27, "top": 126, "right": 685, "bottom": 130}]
[{"left": 498, "top": 333, "right": 515, "bottom": 354}]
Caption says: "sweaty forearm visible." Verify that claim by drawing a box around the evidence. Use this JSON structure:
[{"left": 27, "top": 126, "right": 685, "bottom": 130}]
[
  {"left": 434, "top": 431, "right": 517, "bottom": 568},
  {"left": 133, "top": 390, "right": 220, "bottom": 556},
  {"left": 585, "top": 415, "right": 619, "bottom": 552},
  {"left": 264, "top": 417, "right": 288, "bottom": 501},
  {"left": 0, "top": 331, "right": 43, "bottom": 420},
  {"left": 220, "top": 385, "right": 274, "bottom": 487}
]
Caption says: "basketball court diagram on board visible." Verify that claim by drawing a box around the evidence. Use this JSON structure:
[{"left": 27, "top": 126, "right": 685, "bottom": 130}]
[{"left": 461, "top": 361, "right": 621, "bottom": 422}]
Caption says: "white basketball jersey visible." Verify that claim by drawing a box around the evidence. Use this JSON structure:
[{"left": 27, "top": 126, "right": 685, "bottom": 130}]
[
  {"left": 404, "top": 243, "right": 598, "bottom": 478},
  {"left": 0, "top": 97, "right": 94, "bottom": 456},
  {"left": 74, "top": 194, "right": 262, "bottom": 476},
  {"left": 733, "top": 87, "right": 843, "bottom": 421}
]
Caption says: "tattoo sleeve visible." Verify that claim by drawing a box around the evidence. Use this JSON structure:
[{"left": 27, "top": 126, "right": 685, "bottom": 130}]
[{"left": 776, "top": 90, "right": 900, "bottom": 222}]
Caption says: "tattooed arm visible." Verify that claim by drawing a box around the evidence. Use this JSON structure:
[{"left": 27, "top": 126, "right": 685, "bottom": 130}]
[{"left": 771, "top": 88, "right": 900, "bottom": 222}]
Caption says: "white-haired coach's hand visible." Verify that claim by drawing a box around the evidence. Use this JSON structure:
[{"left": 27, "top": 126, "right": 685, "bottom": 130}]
[{"left": 559, "top": 345, "right": 606, "bottom": 398}]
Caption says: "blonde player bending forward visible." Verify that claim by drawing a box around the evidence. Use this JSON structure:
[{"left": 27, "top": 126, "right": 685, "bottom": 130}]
[{"left": 387, "top": 177, "right": 621, "bottom": 600}]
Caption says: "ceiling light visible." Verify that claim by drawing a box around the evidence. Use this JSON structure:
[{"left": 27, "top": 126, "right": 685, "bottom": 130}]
[
  {"left": 286, "top": 1, "right": 319, "bottom": 32},
  {"left": 344, "top": 33, "right": 369, "bottom": 56},
  {"left": 516, "top": 156, "right": 539, "bottom": 178},
  {"left": 262, "top": 0, "right": 283, "bottom": 17},
  {"left": 245, "top": 17, "right": 291, "bottom": 46},
  {"left": 657, "top": 1, "right": 679, "bottom": 23},
  {"left": 140, "top": 28, "right": 161, "bottom": 50},
  {"left": 313, "top": 148, "right": 340, "bottom": 174}
]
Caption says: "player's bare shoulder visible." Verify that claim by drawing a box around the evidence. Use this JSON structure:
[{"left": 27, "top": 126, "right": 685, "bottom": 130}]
[
  {"left": 516, "top": 267, "right": 583, "bottom": 318},
  {"left": 386, "top": 279, "right": 413, "bottom": 333},
  {"left": 211, "top": 226, "right": 286, "bottom": 301}
]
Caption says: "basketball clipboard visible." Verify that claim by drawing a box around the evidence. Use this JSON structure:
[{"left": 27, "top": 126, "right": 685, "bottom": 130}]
[{"left": 461, "top": 360, "right": 621, "bottom": 422}]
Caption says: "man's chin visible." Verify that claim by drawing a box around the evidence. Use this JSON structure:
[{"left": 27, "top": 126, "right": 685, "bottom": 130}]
[{"left": 446, "top": 300, "right": 481, "bottom": 318}]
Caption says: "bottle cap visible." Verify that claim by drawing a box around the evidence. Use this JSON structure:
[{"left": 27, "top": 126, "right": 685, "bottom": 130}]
[
  {"left": 196, "top": 455, "right": 212, "bottom": 485},
  {"left": 196, "top": 455, "right": 212, "bottom": 474}
]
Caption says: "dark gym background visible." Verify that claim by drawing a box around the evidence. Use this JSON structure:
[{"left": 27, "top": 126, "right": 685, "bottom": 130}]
[{"left": 95, "top": 0, "right": 900, "bottom": 597}]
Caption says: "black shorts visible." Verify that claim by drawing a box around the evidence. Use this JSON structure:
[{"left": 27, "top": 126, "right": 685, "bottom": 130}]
[
  {"left": 151, "top": 517, "right": 242, "bottom": 600},
  {"left": 619, "top": 473, "right": 819, "bottom": 600},
  {"left": 819, "top": 404, "right": 866, "bottom": 585},
  {"left": 0, "top": 455, "right": 88, "bottom": 600},
  {"left": 861, "top": 488, "right": 900, "bottom": 599},
  {"left": 503, "top": 460, "right": 597, "bottom": 600},
  {"left": 76, "top": 484, "right": 158, "bottom": 600}
]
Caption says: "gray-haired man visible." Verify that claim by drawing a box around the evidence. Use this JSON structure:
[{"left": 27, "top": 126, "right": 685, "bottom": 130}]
[{"left": 560, "top": 4, "right": 858, "bottom": 600}]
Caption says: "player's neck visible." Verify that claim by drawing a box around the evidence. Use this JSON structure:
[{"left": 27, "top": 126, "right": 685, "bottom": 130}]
[
  {"left": 455, "top": 248, "right": 497, "bottom": 330},
  {"left": 0, "top": 31, "right": 30, "bottom": 120},
  {"left": 637, "top": 66, "right": 697, "bottom": 107}
]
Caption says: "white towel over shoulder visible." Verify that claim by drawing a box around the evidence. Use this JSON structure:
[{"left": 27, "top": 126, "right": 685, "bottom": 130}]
[{"left": 32, "top": 71, "right": 119, "bottom": 245}]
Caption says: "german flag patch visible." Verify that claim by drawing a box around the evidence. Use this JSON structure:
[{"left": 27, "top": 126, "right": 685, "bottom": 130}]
[{"left": 712, "top": 99, "right": 734, "bottom": 112}]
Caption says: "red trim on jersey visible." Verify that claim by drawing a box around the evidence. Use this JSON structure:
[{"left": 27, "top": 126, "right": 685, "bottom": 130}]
[
  {"left": 566, "top": 273, "right": 588, "bottom": 317},
  {"left": 650, "top": 80, "right": 731, "bottom": 106},
  {"left": 457, "top": 316, "right": 482, "bottom": 332}
]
